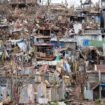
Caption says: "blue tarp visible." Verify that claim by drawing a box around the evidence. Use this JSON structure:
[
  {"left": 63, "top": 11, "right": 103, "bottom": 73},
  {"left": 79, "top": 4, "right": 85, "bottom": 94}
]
[
  {"left": 99, "top": 84, "right": 105, "bottom": 86},
  {"left": 96, "top": 16, "right": 101, "bottom": 23},
  {"left": 83, "top": 39, "right": 89, "bottom": 46}
]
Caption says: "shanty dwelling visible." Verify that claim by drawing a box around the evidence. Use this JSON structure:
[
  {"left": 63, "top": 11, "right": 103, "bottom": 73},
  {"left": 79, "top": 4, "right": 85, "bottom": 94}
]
[
  {"left": 89, "top": 11, "right": 100, "bottom": 23},
  {"left": 51, "top": 36, "right": 77, "bottom": 49},
  {"left": 82, "top": 9, "right": 101, "bottom": 34},
  {"left": 67, "top": 9, "right": 85, "bottom": 23},
  {"left": 84, "top": 65, "right": 105, "bottom": 100},
  {"left": 76, "top": 32, "right": 102, "bottom": 48},
  {"left": 32, "top": 34, "right": 54, "bottom": 61},
  {"left": 0, "top": 76, "right": 12, "bottom": 104},
  {"left": 50, "top": 36, "right": 77, "bottom": 60},
  {"left": 36, "top": 28, "right": 51, "bottom": 37},
  {"left": 78, "top": 33, "right": 105, "bottom": 65},
  {"left": 34, "top": 43, "right": 54, "bottom": 61},
  {"left": 80, "top": 6, "right": 101, "bottom": 33},
  {"left": 76, "top": 6, "right": 101, "bottom": 25}
]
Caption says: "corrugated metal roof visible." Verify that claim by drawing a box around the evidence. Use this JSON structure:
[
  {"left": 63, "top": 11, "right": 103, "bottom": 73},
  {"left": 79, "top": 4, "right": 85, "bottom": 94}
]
[{"left": 96, "top": 65, "right": 105, "bottom": 72}]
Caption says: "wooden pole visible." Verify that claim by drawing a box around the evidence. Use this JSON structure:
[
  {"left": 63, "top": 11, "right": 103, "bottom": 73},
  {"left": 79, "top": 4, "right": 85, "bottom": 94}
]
[{"left": 99, "top": 70, "right": 102, "bottom": 99}]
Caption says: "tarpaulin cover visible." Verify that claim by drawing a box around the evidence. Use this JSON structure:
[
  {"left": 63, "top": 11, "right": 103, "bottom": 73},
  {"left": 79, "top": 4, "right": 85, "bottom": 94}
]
[
  {"left": 73, "top": 23, "right": 82, "bottom": 34},
  {"left": 96, "top": 16, "right": 101, "bottom": 23},
  {"left": 99, "top": 84, "right": 105, "bottom": 86},
  {"left": 0, "top": 86, "right": 7, "bottom": 100},
  {"left": 83, "top": 39, "right": 89, "bottom": 46},
  {"left": 17, "top": 40, "right": 27, "bottom": 52},
  {"left": 63, "top": 62, "right": 71, "bottom": 73},
  {"left": 58, "top": 102, "right": 66, "bottom": 105}
]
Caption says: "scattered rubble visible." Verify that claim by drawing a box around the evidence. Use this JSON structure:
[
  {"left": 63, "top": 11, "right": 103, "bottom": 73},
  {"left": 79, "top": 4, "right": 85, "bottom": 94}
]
[{"left": 0, "top": 0, "right": 105, "bottom": 105}]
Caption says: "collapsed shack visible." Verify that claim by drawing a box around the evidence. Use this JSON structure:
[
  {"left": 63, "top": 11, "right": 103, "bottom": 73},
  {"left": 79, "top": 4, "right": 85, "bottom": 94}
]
[
  {"left": 0, "top": 0, "right": 105, "bottom": 104},
  {"left": 80, "top": 47, "right": 102, "bottom": 71}
]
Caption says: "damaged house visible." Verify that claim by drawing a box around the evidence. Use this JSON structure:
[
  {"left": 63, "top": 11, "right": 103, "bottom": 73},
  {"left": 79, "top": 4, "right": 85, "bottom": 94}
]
[{"left": 84, "top": 65, "right": 105, "bottom": 100}]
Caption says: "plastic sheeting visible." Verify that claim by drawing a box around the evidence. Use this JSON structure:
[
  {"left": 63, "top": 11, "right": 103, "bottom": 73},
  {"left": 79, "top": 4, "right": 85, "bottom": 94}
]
[
  {"left": 0, "top": 86, "right": 7, "bottom": 100},
  {"left": 38, "top": 98, "right": 48, "bottom": 104},
  {"left": 83, "top": 39, "right": 89, "bottom": 46},
  {"left": 2, "top": 87, "right": 7, "bottom": 99},
  {"left": 17, "top": 40, "right": 27, "bottom": 52},
  {"left": 73, "top": 23, "right": 82, "bottom": 34},
  {"left": 58, "top": 102, "right": 66, "bottom": 105},
  {"left": 63, "top": 61, "right": 71, "bottom": 73}
]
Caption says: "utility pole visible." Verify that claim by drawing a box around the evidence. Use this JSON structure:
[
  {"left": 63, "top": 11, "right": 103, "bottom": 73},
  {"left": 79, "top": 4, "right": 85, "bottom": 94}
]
[
  {"left": 99, "top": 70, "right": 102, "bottom": 99},
  {"left": 65, "top": 0, "right": 68, "bottom": 7},
  {"left": 47, "top": 0, "right": 51, "bottom": 6},
  {"left": 35, "top": 0, "right": 38, "bottom": 10},
  {"left": 90, "top": 0, "right": 92, "bottom": 8},
  {"left": 80, "top": 0, "right": 82, "bottom": 9}
]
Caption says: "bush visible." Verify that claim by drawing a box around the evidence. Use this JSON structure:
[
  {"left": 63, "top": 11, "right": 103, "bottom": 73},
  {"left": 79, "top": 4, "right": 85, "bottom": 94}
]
[
  {"left": 95, "top": 99, "right": 101, "bottom": 105},
  {"left": 50, "top": 102, "right": 58, "bottom": 105}
]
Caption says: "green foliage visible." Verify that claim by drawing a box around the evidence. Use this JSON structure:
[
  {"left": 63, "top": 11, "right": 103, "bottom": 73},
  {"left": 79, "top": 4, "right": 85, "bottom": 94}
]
[
  {"left": 95, "top": 99, "right": 101, "bottom": 105},
  {"left": 50, "top": 102, "right": 58, "bottom": 105}
]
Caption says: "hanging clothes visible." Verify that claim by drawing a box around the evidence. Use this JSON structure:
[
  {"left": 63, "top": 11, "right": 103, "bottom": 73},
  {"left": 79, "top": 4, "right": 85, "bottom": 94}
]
[
  {"left": 55, "top": 56, "right": 60, "bottom": 61},
  {"left": 1, "top": 51, "right": 6, "bottom": 61},
  {"left": 63, "top": 60, "right": 71, "bottom": 73}
]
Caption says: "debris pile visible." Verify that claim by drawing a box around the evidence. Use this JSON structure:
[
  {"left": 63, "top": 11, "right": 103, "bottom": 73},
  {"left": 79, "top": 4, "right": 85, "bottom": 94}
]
[{"left": 0, "top": 0, "right": 105, "bottom": 105}]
